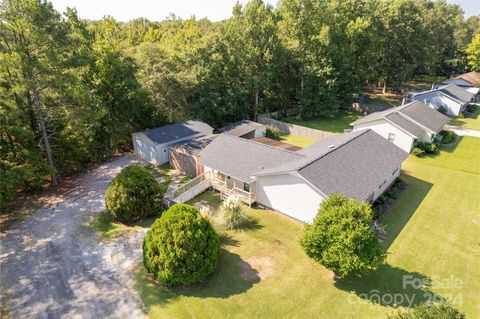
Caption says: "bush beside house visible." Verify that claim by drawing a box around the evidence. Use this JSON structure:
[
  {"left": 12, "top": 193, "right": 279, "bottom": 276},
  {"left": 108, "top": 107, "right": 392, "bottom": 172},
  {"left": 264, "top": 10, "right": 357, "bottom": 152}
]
[
  {"left": 143, "top": 204, "right": 220, "bottom": 287},
  {"left": 439, "top": 130, "right": 456, "bottom": 144},
  {"left": 105, "top": 165, "right": 162, "bottom": 224},
  {"left": 300, "top": 194, "right": 385, "bottom": 277}
]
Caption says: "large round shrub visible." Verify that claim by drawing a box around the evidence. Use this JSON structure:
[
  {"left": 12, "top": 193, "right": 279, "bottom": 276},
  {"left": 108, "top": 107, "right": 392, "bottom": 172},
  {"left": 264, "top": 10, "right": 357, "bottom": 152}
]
[
  {"left": 143, "top": 204, "right": 220, "bottom": 286},
  {"left": 105, "top": 165, "right": 162, "bottom": 224}
]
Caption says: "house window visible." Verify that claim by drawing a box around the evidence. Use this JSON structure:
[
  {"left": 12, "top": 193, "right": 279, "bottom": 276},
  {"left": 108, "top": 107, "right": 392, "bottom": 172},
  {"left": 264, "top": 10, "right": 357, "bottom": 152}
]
[
  {"left": 388, "top": 133, "right": 396, "bottom": 142},
  {"left": 244, "top": 182, "right": 250, "bottom": 192}
]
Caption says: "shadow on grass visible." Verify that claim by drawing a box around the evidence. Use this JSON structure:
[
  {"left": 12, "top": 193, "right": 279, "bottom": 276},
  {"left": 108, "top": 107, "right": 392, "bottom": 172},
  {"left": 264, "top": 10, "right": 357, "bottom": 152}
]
[
  {"left": 334, "top": 264, "right": 440, "bottom": 307},
  {"left": 379, "top": 174, "right": 432, "bottom": 251},
  {"left": 136, "top": 248, "right": 259, "bottom": 306}
]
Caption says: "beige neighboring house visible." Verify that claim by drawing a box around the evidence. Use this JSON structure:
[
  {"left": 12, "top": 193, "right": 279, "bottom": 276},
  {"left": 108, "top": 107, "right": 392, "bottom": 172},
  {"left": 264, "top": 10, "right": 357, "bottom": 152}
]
[{"left": 350, "top": 101, "right": 451, "bottom": 153}]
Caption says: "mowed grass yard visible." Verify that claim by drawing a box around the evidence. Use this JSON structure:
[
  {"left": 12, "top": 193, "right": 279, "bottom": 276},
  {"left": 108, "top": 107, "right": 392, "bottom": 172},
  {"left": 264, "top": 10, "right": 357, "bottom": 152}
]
[
  {"left": 449, "top": 107, "right": 480, "bottom": 131},
  {"left": 282, "top": 110, "right": 362, "bottom": 133},
  {"left": 135, "top": 137, "right": 480, "bottom": 319}
]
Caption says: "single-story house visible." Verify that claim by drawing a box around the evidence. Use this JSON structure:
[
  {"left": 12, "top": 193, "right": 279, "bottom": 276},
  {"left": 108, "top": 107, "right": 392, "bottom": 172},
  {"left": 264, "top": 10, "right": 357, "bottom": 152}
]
[
  {"left": 171, "top": 130, "right": 408, "bottom": 223},
  {"left": 413, "top": 84, "right": 475, "bottom": 116},
  {"left": 350, "top": 101, "right": 451, "bottom": 152},
  {"left": 218, "top": 120, "right": 266, "bottom": 139},
  {"left": 132, "top": 120, "right": 213, "bottom": 165}
]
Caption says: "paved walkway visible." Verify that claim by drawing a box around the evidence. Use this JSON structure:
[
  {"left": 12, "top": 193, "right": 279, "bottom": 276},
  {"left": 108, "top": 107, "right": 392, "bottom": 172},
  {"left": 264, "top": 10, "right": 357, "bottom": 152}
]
[{"left": 444, "top": 125, "right": 480, "bottom": 138}]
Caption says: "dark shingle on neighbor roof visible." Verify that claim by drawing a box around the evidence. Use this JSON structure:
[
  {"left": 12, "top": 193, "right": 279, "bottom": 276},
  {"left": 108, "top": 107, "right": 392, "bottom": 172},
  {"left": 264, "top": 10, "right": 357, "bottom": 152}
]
[
  {"left": 351, "top": 101, "right": 450, "bottom": 134},
  {"left": 142, "top": 120, "right": 213, "bottom": 144},
  {"left": 197, "top": 134, "right": 303, "bottom": 182},
  {"left": 297, "top": 130, "right": 409, "bottom": 200},
  {"left": 439, "top": 84, "right": 475, "bottom": 103},
  {"left": 218, "top": 120, "right": 265, "bottom": 137}
]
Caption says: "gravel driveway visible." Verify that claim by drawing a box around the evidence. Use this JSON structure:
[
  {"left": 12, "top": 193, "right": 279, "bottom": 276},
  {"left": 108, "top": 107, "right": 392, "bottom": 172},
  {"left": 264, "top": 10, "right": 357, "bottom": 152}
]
[{"left": 1, "top": 155, "right": 148, "bottom": 319}]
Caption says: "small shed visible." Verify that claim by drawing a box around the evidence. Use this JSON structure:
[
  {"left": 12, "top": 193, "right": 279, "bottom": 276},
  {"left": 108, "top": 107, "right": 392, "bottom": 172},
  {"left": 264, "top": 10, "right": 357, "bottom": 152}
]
[
  {"left": 218, "top": 120, "right": 266, "bottom": 139},
  {"left": 168, "top": 135, "right": 216, "bottom": 176},
  {"left": 132, "top": 120, "right": 213, "bottom": 165}
]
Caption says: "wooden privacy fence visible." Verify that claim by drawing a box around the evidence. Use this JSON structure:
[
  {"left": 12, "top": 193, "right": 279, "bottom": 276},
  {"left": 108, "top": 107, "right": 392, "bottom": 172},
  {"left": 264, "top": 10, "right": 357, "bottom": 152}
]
[{"left": 257, "top": 116, "right": 337, "bottom": 141}]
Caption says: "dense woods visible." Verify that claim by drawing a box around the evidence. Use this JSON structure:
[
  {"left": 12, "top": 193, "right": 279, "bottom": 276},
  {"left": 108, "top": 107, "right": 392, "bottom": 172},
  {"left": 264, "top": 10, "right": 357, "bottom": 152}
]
[{"left": 1, "top": 0, "right": 479, "bottom": 206}]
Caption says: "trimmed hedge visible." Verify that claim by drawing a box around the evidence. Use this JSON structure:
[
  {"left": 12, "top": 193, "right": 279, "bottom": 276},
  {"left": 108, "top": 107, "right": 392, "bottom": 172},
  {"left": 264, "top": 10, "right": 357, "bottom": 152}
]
[
  {"left": 439, "top": 130, "right": 456, "bottom": 144},
  {"left": 105, "top": 165, "right": 162, "bottom": 224},
  {"left": 143, "top": 204, "right": 220, "bottom": 286},
  {"left": 416, "top": 142, "right": 438, "bottom": 154}
]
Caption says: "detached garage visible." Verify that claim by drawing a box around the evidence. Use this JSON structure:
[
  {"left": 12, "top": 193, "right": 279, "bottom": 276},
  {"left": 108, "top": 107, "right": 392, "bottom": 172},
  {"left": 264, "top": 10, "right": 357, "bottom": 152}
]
[{"left": 132, "top": 120, "right": 213, "bottom": 165}]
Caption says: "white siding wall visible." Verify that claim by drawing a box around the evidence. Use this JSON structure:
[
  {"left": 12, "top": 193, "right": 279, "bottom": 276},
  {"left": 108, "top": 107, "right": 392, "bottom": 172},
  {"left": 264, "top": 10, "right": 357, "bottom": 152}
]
[
  {"left": 255, "top": 172, "right": 325, "bottom": 223},
  {"left": 373, "top": 166, "right": 401, "bottom": 200},
  {"left": 133, "top": 132, "right": 210, "bottom": 165},
  {"left": 132, "top": 133, "right": 161, "bottom": 164},
  {"left": 413, "top": 92, "right": 463, "bottom": 116},
  {"left": 352, "top": 120, "right": 415, "bottom": 152}
]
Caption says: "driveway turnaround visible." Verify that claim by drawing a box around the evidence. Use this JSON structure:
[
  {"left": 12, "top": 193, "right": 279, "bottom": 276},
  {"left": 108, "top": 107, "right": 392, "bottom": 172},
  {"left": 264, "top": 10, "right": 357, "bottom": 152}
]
[{"left": 0, "top": 156, "right": 147, "bottom": 319}]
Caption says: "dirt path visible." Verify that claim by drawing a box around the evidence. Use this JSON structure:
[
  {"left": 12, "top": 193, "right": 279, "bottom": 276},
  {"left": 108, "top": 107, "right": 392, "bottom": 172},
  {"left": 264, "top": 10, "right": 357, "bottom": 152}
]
[{"left": 0, "top": 155, "right": 147, "bottom": 319}]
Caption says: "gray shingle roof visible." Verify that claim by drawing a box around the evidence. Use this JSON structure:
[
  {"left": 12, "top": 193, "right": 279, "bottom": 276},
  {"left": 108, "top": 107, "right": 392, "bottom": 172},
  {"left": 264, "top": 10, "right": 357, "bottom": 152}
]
[
  {"left": 438, "top": 84, "right": 475, "bottom": 103},
  {"left": 385, "top": 113, "right": 425, "bottom": 137},
  {"left": 398, "top": 101, "right": 450, "bottom": 132},
  {"left": 351, "top": 101, "right": 450, "bottom": 134},
  {"left": 297, "top": 130, "right": 409, "bottom": 200},
  {"left": 199, "top": 130, "right": 409, "bottom": 201},
  {"left": 141, "top": 120, "right": 213, "bottom": 145},
  {"left": 197, "top": 134, "right": 303, "bottom": 182},
  {"left": 169, "top": 135, "right": 217, "bottom": 156},
  {"left": 218, "top": 120, "right": 265, "bottom": 137}
]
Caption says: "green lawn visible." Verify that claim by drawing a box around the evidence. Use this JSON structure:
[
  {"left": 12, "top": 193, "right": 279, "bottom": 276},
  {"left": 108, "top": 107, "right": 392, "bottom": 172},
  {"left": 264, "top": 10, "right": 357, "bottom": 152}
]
[
  {"left": 449, "top": 107, "right": 480, "bottom": 131},
  {"left": 406, "top": 74, "right": 445, "bottom": 91},
  {"left": 135, "top": 137, "right": 480, "bottom": 319},
  {"left": 282, "top": 110, "right": 362, "bottom": 133},
  {"left": 93, "top": 211, "right": 155, "bottom": 238},
  {"left": 278, "top": 133, "right": 316, "bottom": 148}
]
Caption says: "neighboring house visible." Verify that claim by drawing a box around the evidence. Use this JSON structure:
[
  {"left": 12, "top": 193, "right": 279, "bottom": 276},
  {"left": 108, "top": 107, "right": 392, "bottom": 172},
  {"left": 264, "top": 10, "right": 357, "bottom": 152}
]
[
  {"left": 413, "top": 84, "right": 475, "bottom": 116},
  {"left": 170, "top": 130, "right": 408, "bottom": 223},
  {"left": 350, "top": 101, "right": 451, "bottom": 152},
  {"left": 453, "top": 71, "right": 480, "bottom": 86},
  {"left": 218, "top": 120, "right": 266, "bottom": 139},
  {"left": 132, "top": 120, "right": 214, "bottom": 165}
]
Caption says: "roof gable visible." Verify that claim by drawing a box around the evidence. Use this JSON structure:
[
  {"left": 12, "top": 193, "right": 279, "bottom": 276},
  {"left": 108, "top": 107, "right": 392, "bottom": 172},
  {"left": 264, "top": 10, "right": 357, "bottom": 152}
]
[
  {"left": 297, "top": 130, "right": 409, "bottom": 200},
  {"left": 350, "top": 101, "right": 449, "bottom": 134},
  {"left": 198, "top": 134, "right": 303, "bottom": 182},
  {"left": 438, "top": 84, "right": 475, "bottom": 103}
]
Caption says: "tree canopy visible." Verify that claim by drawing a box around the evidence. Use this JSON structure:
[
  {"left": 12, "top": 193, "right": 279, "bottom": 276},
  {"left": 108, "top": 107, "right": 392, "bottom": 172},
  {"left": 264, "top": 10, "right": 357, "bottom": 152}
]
[
  {"left": 1, "top": 0, "right": 479, "bottom": 206},
  {"left": 300, "top": 194, "right": 385, "bottom": 277}
]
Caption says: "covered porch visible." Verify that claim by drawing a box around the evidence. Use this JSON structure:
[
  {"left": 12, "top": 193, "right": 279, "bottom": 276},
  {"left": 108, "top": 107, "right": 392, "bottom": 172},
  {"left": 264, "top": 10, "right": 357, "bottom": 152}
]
[{"left": 208, "top": 169, "right": 256, "bottom": 205}]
